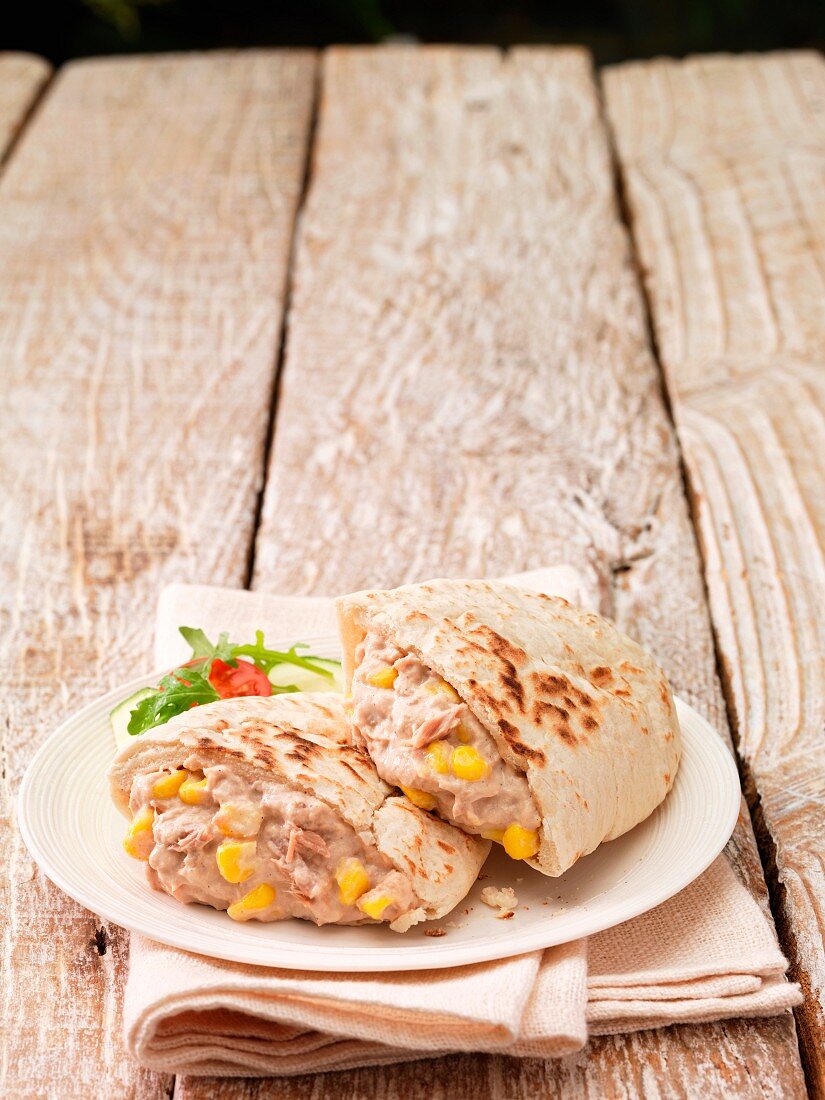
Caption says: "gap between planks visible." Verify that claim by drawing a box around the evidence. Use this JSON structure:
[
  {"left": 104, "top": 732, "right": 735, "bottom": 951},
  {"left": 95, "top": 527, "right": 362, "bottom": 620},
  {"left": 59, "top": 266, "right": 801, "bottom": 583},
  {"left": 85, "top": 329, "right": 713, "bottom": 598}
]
[
  {"left": 242, "top": 64, "right": 322, "bottom": 592},
  {"left": 0, "top": 53, "right": 52, "bottom": 172}
]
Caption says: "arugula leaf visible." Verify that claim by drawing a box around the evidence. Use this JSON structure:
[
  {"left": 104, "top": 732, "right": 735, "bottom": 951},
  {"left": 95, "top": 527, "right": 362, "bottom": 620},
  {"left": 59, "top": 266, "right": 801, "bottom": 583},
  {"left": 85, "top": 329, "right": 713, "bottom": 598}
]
[
  {"left": 178, "top": 626, "right": 236, "bottom": 665},
  {"left": 232, "top": 631, "right": 339, "bottom": 678},
  {"left": 127, "top": 665, "right": 220, "bottom": 735}
]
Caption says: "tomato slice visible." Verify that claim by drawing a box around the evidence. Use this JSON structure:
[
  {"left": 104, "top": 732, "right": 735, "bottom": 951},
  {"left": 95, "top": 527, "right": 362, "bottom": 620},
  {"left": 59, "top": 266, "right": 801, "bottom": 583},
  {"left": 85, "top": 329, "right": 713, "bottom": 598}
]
[{"left": 208, "top": 658, "right": 272, "bottom": 699}]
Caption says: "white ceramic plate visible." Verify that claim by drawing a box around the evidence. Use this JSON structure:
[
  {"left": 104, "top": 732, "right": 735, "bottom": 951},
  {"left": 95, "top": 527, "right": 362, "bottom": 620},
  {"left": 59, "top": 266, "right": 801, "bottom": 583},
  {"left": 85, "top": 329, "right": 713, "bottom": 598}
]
[{"left": 18, "top": 636, "right": 741, "bottom": 973}]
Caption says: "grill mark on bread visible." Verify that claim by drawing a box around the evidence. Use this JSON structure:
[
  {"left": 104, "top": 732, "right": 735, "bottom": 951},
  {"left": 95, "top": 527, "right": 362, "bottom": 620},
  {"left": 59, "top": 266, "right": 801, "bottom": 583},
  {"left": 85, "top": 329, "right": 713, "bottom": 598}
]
[
  {"left": 466, "top": 678, "right": 503, "bottom": 713},
  {"left": 497, "top": 719, "right": 545, "bottom": 763},
  {"left": 620, "top": 661, "right": 645, "bottom": 676},
  {"left": 499, "top": 668, "right": 526, "bottom": 713},
  {"left": 465, "top": 623, "right": 528, "bottom": 668},
  {"left": 590, "top": 666, "right": 614, "bottom": 687},
  {"left": 339, "top": 758, "right": 370, "bottom": 781},
  {"left": 529, "top": 672, "right": 567, "bottom": 695}
]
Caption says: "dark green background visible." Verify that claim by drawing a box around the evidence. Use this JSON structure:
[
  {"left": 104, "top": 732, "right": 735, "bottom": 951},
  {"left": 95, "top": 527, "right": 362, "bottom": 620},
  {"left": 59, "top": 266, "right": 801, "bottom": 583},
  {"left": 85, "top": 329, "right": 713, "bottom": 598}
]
[{"left": 8, "top": 0, "right": 825, "bottom": 65}]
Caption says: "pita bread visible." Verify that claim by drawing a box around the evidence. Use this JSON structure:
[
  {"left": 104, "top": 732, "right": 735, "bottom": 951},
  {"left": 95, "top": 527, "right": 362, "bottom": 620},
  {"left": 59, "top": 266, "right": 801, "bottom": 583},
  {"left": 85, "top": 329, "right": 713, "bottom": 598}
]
[
  {"left": 109, "top": 693, "right": 488, "bottom": 929},
  {"left": 337, "top": 579, "right": 681, "bottom": 877}
]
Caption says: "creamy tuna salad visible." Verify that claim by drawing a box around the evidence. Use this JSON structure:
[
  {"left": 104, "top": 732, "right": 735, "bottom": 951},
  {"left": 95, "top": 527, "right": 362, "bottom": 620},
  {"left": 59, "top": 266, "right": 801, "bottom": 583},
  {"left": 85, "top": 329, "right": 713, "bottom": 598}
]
[
  {"left": 123, "top": 756, "right": 418, "bottom": 925},
  {"left": 351, "top": 631, "right": 542, "bottom": 860}
]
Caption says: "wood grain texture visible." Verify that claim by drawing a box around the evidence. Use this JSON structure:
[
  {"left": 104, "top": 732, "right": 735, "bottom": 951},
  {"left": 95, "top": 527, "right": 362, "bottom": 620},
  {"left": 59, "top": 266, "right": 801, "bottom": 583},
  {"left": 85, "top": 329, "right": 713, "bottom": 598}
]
[
  {"left": 0, "top": 51, "right": 315, "bottom": 1099},
  {"left": 177, "top": 1014, "right": 805, "bottom": 1100},
  {"left": 179, "top": 45, "right": 804, "bottom": 1100},
  {"left": 0, "top": 53, "right": 50, "bottom": 166},
  {"left": 604, "top": 50, "right": 825, "bottom": 1089}
]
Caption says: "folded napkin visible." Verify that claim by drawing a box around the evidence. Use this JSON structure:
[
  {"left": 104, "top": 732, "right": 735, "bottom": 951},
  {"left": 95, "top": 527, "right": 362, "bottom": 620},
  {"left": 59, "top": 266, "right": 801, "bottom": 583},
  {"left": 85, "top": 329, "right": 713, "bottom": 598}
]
[{"left": 123, "top": 569, "right": 800, "bottom": 1076}]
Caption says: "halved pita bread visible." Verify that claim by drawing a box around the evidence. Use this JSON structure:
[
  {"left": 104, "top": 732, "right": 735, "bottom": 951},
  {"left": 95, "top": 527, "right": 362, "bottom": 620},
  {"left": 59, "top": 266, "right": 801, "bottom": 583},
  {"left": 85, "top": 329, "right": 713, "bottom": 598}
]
[
  {"left": 110, "top": 693, "right": 488, "bottom": 929},
  {"left": 337, "top": 579, "right": 681, "bottom": 877}
]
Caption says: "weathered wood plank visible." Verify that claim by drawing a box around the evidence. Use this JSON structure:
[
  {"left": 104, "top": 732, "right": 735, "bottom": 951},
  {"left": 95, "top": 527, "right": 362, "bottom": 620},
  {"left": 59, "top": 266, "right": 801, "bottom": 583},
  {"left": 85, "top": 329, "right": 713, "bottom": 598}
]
[
  {"left": 0, "top": 52, "right": 50, "bottom": 166},
  {"left": 177, "top": 1014, "right": 805, "bottom": 1100},
  {"left": 604, "top": 50, "right": 825, "bottom": 1090},
  {"left": 176, "top": 46, "right": 804, "bottom": 1099},
  {"left": 0, "top": 51, "right": 315, "bottom": 1099}
]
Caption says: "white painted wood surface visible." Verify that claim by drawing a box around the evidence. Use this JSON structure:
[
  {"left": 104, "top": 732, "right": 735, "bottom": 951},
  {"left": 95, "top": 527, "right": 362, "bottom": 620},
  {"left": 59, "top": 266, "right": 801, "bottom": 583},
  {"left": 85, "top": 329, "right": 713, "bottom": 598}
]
[
  {"left": 605, "top": 50, "right": 825, "bottom": 1089},
  {"left": 191, "top": 46, "right": 805, "bottom": 1100},
  {"left": 0, "top": 50, "right": 316, "bottom": 1099}
]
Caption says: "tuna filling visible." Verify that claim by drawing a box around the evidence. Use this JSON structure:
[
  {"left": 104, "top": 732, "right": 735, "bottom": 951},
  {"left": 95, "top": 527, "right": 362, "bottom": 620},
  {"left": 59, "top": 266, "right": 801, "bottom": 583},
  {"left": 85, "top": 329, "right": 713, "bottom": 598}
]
[
  {"left": 125, "top": 757, "right": 417, "bottom": 925},
  {"left": 351, "top": 631, "right": 541, "bottom": 840}
]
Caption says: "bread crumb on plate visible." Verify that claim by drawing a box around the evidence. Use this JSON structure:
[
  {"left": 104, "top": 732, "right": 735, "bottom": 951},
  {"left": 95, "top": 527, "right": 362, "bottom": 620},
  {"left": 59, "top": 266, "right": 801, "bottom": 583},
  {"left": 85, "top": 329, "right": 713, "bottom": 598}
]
[{"left": 480, "top": 885, "right": 519, "bottom": 919}]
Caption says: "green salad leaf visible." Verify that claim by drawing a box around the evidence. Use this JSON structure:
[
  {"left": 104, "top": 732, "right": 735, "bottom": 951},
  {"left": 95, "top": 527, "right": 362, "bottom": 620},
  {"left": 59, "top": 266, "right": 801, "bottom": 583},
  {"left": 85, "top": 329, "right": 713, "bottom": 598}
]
[
  {"left": 231, "top": 631, "right": 336, "bottom": 679},
  {"left": 123, "top": 627, "right": 341, "bottom": 737},
  {"left": 127, "top": 665, "right": 220, "bottom": 735},
  {"left": 178, "top": 626, "right": 236, "bottom": 665}
]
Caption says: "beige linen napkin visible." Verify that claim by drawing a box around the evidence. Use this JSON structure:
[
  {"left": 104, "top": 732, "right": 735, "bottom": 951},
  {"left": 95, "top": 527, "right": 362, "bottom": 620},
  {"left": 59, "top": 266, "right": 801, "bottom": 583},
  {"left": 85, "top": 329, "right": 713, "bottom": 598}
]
[{"left": 123, "top": 569, "right": 800, "bottom": 1076}]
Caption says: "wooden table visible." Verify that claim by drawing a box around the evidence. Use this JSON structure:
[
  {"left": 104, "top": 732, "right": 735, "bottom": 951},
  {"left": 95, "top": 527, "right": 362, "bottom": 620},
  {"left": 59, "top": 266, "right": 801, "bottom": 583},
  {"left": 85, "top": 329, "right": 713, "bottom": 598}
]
[{"left": 1, "top": 45, "right": 821, "bottom": 1099}]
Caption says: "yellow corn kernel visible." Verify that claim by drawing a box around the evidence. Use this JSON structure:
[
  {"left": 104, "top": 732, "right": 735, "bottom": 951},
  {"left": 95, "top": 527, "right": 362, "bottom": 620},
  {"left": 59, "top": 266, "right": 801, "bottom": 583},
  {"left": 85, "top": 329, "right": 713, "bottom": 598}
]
[
  {"left": 427, "top": 679, "right": 460, "bottom": 702},
  {"left": 358, "top": 894, "right": 392, "bottom": 920},
  {"left": 336, "top": 857, "right": 371, "bottom": 906},
  {"left": 399, "top": 785, "right": 437, "bottom": 811},
  {"left": 425, "top": 741, "right": 452, "bottom": 775},
  {"left": 368, "top": 666, "right": 398, "bottom": 690},
  {"left": 455, "top": 723, "right": 471, "bottom": 744},
  {"left": 152, "top": 769, "right": 187, "bottom": 800},
  {"left": 216, "top": 840, "right": 257, "bottom": 884},
  {"left": 123, "top": 808, "right": 154, "bottom": 861},
  {"left": 214, "top": 801, "right": 262, "bottom": 838},
  {"left": 227, "top": 883, "right": 276, "bottom": 921},
  {"left": 502, "top": 824, "right": 540, "bottom": 861},
  {"left": 481, "top": 828, "right": 505, "bottom": 843},
  {"left": 179, "top": 774, "right": 209, "bottom": 805},
  {"left": 451, "top": 745, "right": 491, "bottom": 782}
]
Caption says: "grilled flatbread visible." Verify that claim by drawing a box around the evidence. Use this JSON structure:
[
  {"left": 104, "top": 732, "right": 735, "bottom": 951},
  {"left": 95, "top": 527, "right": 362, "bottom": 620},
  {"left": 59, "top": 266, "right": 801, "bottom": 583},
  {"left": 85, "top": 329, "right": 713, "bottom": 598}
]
[
  {"left": 338, "top": 579, "right": 681, "bottom": 877},
  {"left": 109, "top": 693, "right": 488, "bottom": 931}
]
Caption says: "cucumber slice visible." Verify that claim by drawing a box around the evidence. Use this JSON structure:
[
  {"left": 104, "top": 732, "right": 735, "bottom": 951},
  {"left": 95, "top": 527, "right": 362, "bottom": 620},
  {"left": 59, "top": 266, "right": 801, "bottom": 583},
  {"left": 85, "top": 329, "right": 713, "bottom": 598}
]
[
  {"left": 110, "top": 688, "right": 157, "bottom": 751},
  {"left": 267, "top": 659, "right": 343, "bottom": 695}
]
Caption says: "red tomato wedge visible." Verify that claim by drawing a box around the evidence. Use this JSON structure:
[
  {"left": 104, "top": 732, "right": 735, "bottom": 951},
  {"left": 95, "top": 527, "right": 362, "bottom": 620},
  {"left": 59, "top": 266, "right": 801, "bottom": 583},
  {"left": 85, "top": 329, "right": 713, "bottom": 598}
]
[{"left": 208, "top": 658, "right": 272, "bottom": 699}]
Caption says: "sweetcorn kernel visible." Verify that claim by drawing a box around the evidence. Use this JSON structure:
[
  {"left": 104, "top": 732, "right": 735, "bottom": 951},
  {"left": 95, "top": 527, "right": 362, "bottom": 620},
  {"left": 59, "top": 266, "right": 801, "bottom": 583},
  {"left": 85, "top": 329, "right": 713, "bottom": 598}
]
[
  {"left": 425, "top": 741, "right": 452, "bottom": 775},
  {"left": 358, "top": 893, "right": 392, "bottom": 920},
  {"left": 152, "top": 769, "right": 187, "bottom": 799},
  {"left": 123, "top": 808, "right": 154, "bottom": 861},
  {"left": 399, "top": 786, "right": 437, "bottom": 811},
  {"left": 216, "top": 840, "right": 257, "bottom": 883},
  {"left": 450, "top": 745, "right": 491, "bottom": 782},
  {"left": 179, "top": 774, "right": 209, "bottom": 805},
  {"left": 455, "top": 723, "right": 471, "bottom": 744},
  {"left": 502, "top": 824, "right": 540, "bottom": 860},
  {"left": 481, "top": 829, "right": 505, "bottom": 843},
  {"left": 368, "top": 666, "right": 398, "bottom": 690},
  {"left": 214, "top": 801, "right": 262, "bottom": 838},
  {"left": 336, "top": 857, "right": 371, "bottom": 906},
  {"left": 227, "top": 883, "right": 276, "bottom": 920},
  {"left": 427, "top": 679, "right": 460, "bottom": 702}
]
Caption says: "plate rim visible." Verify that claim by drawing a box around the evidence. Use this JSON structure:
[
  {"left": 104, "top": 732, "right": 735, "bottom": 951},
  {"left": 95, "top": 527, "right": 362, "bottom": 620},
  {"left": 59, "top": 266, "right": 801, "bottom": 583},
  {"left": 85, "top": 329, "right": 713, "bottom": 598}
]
[{"left": 18, "top": 662, "right": 742, "bottom": 972}]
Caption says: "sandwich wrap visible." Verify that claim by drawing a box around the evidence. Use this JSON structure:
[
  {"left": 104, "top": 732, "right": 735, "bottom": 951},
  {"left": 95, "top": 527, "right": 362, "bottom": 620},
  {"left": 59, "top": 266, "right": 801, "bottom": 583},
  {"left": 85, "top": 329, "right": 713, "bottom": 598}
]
[
  {"left": 109, "top": 693, "right": 489, "bottom": 931},
  {"left": 338, "top": 579, "right": 681, "bottom": 877}
]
